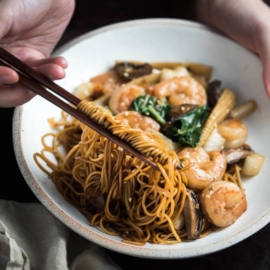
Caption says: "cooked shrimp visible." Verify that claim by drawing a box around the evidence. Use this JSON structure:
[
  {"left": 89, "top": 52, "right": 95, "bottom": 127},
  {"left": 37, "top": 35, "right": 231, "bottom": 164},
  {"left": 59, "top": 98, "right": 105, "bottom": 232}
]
[
  {"left": 149, "top": 76, "right": 207, "bottom": 106},
  {"left": 178, "top": 147, "right": 227, "bottom": 190},
  {"left": 90, "top": 70, "right": 126, "bottom": 94},
  {"left": 109, "top": 84, "right": 146, "bottom": 114},
  {"left": 114, "top": 111, "right": 160, "bottom": 131},
  {"left": 218, "top": 118, "right": 248, "bottom": 149},
  {"left": 73, "top": 82, "right": 97, "bottom": 100},
  {"left": 200, "top": 181, "right": 247, "bottom": 227}
]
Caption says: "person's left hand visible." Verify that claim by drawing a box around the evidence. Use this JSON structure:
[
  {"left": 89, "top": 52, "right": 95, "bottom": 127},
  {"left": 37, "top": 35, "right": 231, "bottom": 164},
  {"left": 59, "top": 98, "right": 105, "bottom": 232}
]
[{"left": 196, "top": 0, "right": 270, "bottom": 98}]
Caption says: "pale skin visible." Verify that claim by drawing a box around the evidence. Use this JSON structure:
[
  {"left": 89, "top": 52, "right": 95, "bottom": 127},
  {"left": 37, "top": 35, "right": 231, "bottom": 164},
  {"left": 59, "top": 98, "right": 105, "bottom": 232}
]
[
  {"left": 1, "top": 0, "right": 270, "bottom": 107},
  {"left": 0, "top": 0, "right": 75, "bottom": 107},
  {"left": 196, "top": 0, "right": 270, "bottom": 98}
]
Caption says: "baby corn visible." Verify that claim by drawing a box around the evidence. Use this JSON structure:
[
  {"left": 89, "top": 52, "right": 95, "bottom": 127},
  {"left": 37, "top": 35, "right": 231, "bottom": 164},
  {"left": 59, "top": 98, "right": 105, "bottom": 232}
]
[{"left": 198, "top": 88, "right": 236, "bottom": 147}]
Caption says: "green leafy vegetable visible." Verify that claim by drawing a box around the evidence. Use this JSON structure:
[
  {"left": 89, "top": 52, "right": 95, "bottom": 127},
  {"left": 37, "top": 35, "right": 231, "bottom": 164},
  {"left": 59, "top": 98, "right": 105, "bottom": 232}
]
[
  {"left": 130, "top": 95, "right": 172, "bottom": 125},
  {"left": 163, "top": 105, "right": 210, "bottom": 147},
  {"left": 130, "top": 94, "right": 210, "bottom": 148}
]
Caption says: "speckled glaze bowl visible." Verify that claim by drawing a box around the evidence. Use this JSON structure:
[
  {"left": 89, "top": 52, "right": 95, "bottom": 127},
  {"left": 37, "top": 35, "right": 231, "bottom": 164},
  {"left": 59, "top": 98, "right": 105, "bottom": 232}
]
[{"left": 13, "top": 18, "right": 270, "bottom": 259}]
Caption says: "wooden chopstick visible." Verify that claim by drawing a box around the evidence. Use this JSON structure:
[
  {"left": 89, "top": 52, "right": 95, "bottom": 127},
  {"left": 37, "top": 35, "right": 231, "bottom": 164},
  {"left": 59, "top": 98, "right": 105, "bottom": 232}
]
[
  {"left": 0, "top": 47, "right": 158, "bottom": 170},
  {"left": 0, "top": 47, "right": 79, "bottom": 106}
]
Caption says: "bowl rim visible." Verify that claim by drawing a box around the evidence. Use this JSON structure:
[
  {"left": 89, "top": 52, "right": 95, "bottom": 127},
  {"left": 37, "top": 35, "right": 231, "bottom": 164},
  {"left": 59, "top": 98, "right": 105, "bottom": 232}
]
[
  {"left": 12, "top": 17, "right": 270, "bottom": 259},
  {"left": 52, "top": 18, "right": 224, "bottom": 56}
]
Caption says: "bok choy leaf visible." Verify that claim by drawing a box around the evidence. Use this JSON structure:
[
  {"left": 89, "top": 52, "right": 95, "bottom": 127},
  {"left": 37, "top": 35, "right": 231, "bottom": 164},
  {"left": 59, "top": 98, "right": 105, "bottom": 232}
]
[
  {"left": 130, "top": 95, "right": 210, "bottom": 148},
  {"left": 163, "top": 105, "right": 210, "bottom": 147},
  {"left": 130, "top": 95, "right": 172, "bottom": 125}
]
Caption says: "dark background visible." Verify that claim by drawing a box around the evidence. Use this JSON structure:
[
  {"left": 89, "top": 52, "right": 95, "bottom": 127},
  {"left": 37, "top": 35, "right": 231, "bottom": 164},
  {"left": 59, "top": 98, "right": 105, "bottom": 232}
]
[{"left": 2, "top": 1, "right": 270, "bottom": 269}]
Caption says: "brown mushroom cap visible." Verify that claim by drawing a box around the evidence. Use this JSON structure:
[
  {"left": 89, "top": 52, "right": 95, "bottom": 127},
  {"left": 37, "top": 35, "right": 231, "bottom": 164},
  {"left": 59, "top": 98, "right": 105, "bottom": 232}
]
[{"left": 114, "top": 62, "right": 153, "bottom": 80}]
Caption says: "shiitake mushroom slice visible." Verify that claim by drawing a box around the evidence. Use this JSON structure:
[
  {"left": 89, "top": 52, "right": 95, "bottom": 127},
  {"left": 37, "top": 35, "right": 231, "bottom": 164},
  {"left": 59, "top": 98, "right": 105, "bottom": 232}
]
[
  {"left": 206, "top": 80, "right": 223, "bottom": 109},
  {"left": 114, "top": 62, "right": 153, "bottom": 80},
  {"left": 183, "top": 189, "right": 203, "bottom": 240}
]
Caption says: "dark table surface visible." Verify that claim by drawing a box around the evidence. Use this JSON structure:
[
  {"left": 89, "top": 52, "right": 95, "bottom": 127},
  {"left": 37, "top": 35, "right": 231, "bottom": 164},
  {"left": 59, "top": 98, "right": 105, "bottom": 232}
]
[{"left": 1, "top": 1, "right": 270, "bottom": 269}]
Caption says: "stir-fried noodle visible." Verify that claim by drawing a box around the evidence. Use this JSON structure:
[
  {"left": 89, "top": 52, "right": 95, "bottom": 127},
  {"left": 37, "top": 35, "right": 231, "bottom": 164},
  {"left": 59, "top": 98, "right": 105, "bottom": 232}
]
[
  {"left": 34, "top": 102, "right": 242, "bottom": 245},
  {"left": 34, "top": 61, "right": 262, "bottom": 245}
]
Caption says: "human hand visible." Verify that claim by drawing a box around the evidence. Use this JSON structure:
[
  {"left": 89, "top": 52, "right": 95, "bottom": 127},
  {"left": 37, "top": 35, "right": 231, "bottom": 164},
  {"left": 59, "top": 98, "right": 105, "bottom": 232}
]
[
  {"left": 196, "top": 0, "right": 270, "bottom": 98},
  {"left": 0, "top": 0, "right": 75, "bottom": 107}
]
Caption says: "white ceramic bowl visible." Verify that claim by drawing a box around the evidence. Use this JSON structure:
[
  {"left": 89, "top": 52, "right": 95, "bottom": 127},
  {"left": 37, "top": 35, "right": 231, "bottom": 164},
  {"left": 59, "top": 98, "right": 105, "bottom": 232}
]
[{"left": 13, "top": 18, "right": 270, "bottom": 259}]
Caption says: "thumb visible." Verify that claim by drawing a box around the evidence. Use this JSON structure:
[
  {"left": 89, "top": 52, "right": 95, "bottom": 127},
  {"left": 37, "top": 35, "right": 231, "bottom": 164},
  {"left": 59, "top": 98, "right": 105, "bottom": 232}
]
[{"left": 258, "top": 34, "right": 270, "bottom": 99}]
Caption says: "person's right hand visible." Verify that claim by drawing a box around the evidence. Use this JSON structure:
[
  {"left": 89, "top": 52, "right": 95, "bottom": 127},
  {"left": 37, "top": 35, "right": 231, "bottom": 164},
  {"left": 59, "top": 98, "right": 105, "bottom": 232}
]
[{"left": 0, "top": 0, "right": 75, "bottom": 107}]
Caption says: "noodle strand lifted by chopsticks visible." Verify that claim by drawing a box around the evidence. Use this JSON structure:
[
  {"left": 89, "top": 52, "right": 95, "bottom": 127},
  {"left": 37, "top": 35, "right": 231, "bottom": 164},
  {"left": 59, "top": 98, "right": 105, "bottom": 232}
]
[
  {"left": 34, "top": 100, "right": 190, "bottom": 244},
  {"left": 34, "top": 98, "right": 245, "bottom": 245}
]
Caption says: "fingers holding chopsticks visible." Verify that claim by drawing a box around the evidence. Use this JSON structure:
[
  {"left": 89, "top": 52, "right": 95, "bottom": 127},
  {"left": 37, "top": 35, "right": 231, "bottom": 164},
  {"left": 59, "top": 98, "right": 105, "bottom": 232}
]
[
  {"left": 0, "top": 53, "right": 68, "bottom": 107},
  {"left": 30, "top": 56, "right": 68, "bottom": 81},
  {"left": 0, "top": 83, "right": 36, "bottom": 107},
  {"left": 0, "top": 65, "right": 19, "bottom": 85}
]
